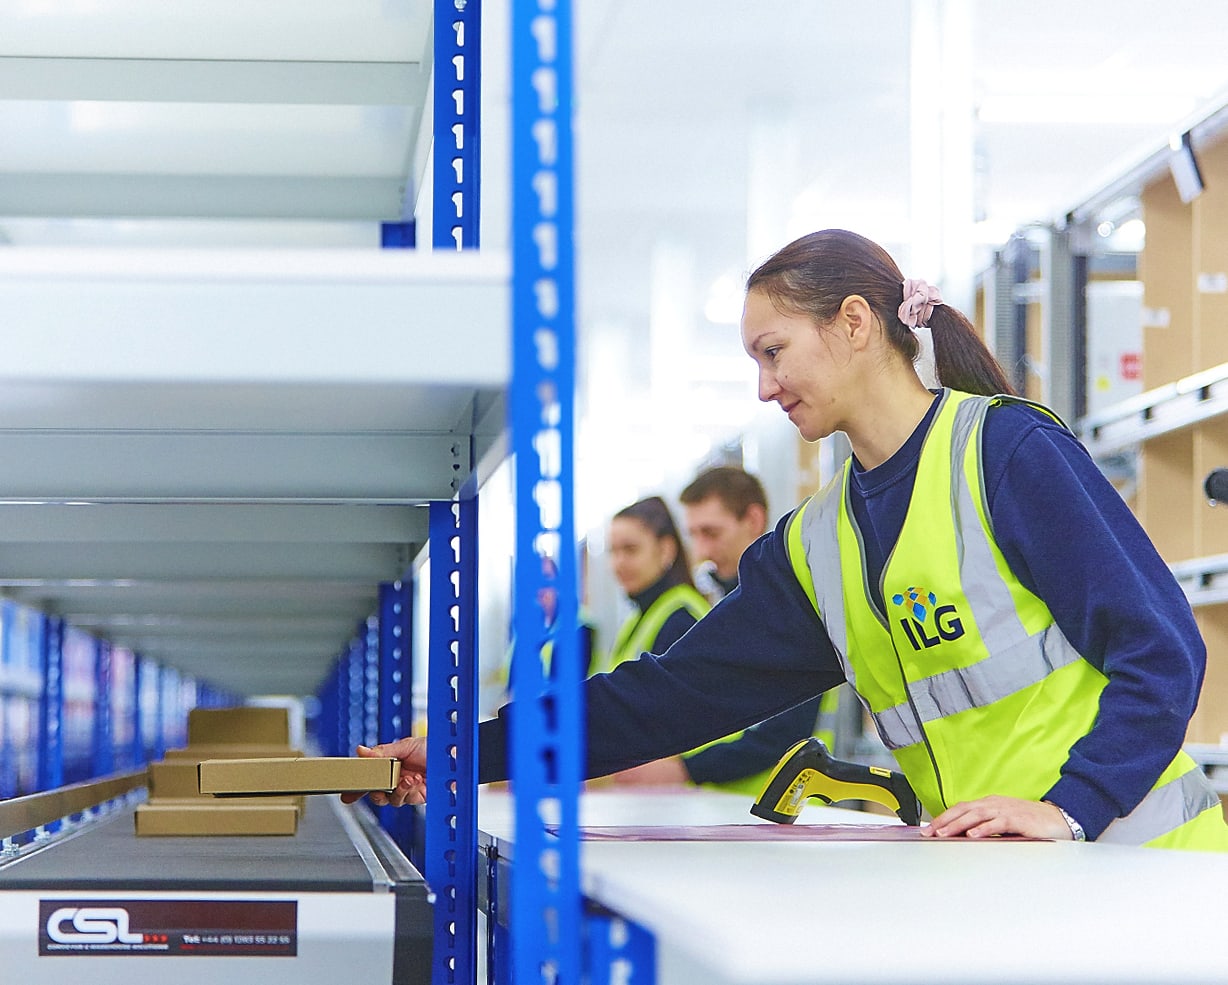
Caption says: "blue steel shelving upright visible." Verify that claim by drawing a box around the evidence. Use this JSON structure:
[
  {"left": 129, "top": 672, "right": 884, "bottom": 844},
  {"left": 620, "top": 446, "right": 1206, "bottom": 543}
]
[
  {"left": 424, "top": 3, "right": 483, "bottom": 985},
  {"left": 317, "top": 3, "right": 583, "bottom": 981},
  {"left": 508, "top": 2, "right": 582, "bottom": 984}
]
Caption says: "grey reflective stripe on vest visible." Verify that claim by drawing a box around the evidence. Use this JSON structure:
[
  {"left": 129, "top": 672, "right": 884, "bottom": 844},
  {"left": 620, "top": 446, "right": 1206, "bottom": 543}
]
[
  {"left": 1098, "top": 765, "right": 1221, "bottom": 845},
  {"left": 802, "top": 393, "right": 1085, "bottom": 751},
  {"left": 873, "top": 627, "right": 1084, "bottom": 750},
  {"left": 795, "top": 483, "right": 854, "bottom": 681}
]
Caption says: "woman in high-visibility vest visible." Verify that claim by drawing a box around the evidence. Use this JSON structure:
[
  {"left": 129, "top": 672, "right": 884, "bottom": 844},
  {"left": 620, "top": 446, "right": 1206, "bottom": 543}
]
[
  {"left": 351, "top": 229, "right": 1228, "bottom": 851},
  {"left": 605, "top": 496, "right": 710, "bottom": 670}
]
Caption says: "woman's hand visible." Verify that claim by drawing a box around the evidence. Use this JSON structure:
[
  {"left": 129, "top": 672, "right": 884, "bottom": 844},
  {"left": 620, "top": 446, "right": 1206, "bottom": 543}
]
[
  {"left": 921, "top": 796, "right": 1074, "bottom": 840},
  {"left": 340, "top": 737, "right": 427, "bottom": 807}
]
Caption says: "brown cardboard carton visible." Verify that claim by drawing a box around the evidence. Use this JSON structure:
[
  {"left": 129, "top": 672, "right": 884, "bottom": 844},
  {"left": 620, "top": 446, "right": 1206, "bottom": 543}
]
[
  {"left": 148, "top": 760, "right": 213, "bottom": 799},
  {"left": 147, "top": 762, "right": 306, "bottom": 813},
  {"left": 198, "top": 756, "right": 399, "bottom": 795},
  {"left": 187, "top": 706, "right": 291, "bottom": 746},
  {"left": 134, "top": 802, "right": 299, "bottom": 836}
]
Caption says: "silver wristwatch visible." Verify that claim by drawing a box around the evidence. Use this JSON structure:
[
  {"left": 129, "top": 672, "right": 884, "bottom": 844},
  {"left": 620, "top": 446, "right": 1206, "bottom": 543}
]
[{"left": 1046, "top": 801, "right": 1086, "bottom": 842}]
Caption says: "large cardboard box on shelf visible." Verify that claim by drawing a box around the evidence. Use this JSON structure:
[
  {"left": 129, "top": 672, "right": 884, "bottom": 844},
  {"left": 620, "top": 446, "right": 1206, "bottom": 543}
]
[
  {"left": 134, "top": 801, "right": 299, "bottom": 837},
  {"left": 187, "top": 706, "right": 291, "bottom": 746},
  {"left": 198, "top": 756, "right": 399, "bottom": 796}
]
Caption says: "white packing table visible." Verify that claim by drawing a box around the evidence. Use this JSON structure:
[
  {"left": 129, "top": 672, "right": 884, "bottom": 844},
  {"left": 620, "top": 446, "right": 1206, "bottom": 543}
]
[{"left": 478, "top": 787, "right": 1228, "bottom": 985}]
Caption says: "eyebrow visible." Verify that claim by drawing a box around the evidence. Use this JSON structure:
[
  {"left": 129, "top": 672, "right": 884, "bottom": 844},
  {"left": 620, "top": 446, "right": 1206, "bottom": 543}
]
[{"left": 745, "top": 332, "right": 772, "bottom": 355}]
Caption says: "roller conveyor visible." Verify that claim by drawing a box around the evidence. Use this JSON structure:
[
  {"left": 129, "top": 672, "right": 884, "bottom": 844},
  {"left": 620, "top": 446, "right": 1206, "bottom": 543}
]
[{"left": 0, "top": 795, "right": 430, "bottom": 984}]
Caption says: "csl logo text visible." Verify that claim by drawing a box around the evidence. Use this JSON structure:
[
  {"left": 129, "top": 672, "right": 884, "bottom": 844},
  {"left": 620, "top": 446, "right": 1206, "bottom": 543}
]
[
  {"left": 46, "top": 907, "right": 144, "bottom": 945},
  {"left": 891, "top": 586, "right": 964, "bottom": 651}
]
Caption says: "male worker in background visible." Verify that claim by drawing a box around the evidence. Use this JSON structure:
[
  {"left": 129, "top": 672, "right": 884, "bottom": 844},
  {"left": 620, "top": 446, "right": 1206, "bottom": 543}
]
[
  {"left": 680, "top": 465, "right": 770, "bottom": 605},
  {"left": 613, "top": 465, "right": 838, "bottom": 794}
]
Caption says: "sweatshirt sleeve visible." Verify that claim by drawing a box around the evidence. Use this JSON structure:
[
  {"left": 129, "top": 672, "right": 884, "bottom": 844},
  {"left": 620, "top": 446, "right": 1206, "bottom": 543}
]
[
  {"left": 479, "top": 514, "right": 847, "bottom": 783},
  {"left": 680, "top": 694, "right": 824, "bottom": 785},
  {"left": 984, "top": 405, "right": 1206, "bottom": 840}
]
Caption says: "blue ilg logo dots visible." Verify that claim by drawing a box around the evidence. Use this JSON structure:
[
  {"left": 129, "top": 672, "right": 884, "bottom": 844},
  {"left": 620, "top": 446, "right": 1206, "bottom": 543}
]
[{"left": 892, "top": 586, "right": 937, "bottom": 623}]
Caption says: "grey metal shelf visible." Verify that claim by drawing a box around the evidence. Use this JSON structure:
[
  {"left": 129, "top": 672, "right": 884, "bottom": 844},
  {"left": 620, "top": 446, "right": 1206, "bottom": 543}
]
[
  {"left": 1077, "top": 360, "right": 1228, "bottom": 459},
  {"left": 0, "top": 247, "right": 509, "bottom": 697}
]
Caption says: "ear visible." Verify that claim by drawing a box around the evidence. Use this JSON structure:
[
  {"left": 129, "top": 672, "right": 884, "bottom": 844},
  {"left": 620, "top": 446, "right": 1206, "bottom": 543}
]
[
  {"left": 743, "top": 502, "right": 768, "bottom": 536},
  {"left": 838, "top": 295, "right": 877, "bottom": 351}
]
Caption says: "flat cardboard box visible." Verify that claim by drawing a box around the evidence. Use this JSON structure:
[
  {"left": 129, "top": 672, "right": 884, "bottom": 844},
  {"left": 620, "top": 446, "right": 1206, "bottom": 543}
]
[
  {"left": 199, "top": 756, "right": 399, "bottom": 796},
  {"left": 147, "top": 761, "right": 305, "bottom": 813},
  {"left": 188, "top": 706, "right": 290, "bottom": 746},
  {"left": 134, "top": 801, "right": 299, "bottom": 837},
  {"left": 163, "top": 744, "right": 302, "bottom": 761}
]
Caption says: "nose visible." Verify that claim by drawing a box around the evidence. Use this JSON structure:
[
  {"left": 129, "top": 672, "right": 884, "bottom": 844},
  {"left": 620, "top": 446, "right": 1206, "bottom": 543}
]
[{"left": 757, "top": 367, "right": 780, "bottom": 403}]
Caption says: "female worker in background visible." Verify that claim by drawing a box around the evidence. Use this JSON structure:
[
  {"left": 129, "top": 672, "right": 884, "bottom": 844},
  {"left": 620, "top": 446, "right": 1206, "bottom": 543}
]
[
  {"left": 348, "top": 228, "right": 1228, "bottom": 851},
  {"left": 605, "top": 496, "right": 709, "bottom": 670}
]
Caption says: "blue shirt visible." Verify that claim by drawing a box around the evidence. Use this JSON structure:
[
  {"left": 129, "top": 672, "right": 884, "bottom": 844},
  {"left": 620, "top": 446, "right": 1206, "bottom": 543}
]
[{"left": 480, "top": 393, "right": 1206, "bottom": 841}]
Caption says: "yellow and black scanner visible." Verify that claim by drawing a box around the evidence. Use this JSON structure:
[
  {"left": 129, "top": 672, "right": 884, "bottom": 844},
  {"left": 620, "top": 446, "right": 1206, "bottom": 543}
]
[{"left": 750, "top": 737, "right": 922, "bottom": 826}]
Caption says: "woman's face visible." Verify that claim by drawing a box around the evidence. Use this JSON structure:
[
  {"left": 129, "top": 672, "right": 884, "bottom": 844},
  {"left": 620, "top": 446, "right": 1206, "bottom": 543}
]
[
  {"left": 741, "top": 289, "right": 855, "bottom": 443},
  {"left": 608, "top": 516, "right": 676, "bottom": 597}
]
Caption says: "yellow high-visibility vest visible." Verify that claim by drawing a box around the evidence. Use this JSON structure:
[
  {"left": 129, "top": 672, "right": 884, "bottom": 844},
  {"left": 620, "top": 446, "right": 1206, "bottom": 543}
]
[{"left": 786, "top": 389, "right": 1228, "bottom": 851}]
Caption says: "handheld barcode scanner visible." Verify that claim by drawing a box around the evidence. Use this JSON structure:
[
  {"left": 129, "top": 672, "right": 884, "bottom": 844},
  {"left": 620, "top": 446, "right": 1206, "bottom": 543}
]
[{"left": 750, "top": 737, "right": 922, "bottom": 826}]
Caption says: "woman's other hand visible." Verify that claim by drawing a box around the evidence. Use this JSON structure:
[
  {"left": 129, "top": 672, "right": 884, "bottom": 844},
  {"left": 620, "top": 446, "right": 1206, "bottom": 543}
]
[{"left": 921, "top": 795, "right": 1075, "bottom": 840}]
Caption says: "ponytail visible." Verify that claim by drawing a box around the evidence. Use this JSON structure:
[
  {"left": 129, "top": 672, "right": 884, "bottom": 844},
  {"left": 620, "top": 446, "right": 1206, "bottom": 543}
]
[{"left": 928, "top": 305, "right": 1015, "bottom": 396}]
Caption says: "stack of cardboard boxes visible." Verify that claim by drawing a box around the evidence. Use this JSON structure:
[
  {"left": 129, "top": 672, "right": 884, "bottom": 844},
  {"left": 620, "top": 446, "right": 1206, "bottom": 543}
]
[{"left": 134, "top": 706, "right": 305, "bottom": 836}]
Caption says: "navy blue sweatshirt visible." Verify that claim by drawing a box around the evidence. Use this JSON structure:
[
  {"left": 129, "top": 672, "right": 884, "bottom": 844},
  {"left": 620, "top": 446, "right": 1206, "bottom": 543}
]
[
  {"left": 480, "top": 394, "right": 1206, "bottom": 841},
  {"left": 621, "top": 570, "right": 824, "bottom": 785}
]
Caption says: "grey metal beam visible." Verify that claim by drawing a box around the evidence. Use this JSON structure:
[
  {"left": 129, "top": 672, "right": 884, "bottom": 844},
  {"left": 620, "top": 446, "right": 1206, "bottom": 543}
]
[
  {"left": 0, "top": 542, "right": 412, "bottom": 581},
  {"left": 0, "top": 431, "right": 467, "bottom": 502},
  {"left": 0, "top": 503, "right": 426, "bottom": 543},
  {"left": 0, "top": 174, "right": 405, "bottom": 220},
  {"left": 0, "top": 56, "right": 428, "bottom": 105},
  {"left": 1065, "top": 102, "right": 1228, "bottom": 226},
  {"left": 1078, "top": 362, "right": 1228, "bottom": 459},
  {"left": 0, "top": 580, "right": 379, "bottom": 616},
  {"left": 166, "top": 663, "right": 339, "bottom": 696},
  {"left": 1046, "top": 227, "right": 1078, "bottom": 423}
]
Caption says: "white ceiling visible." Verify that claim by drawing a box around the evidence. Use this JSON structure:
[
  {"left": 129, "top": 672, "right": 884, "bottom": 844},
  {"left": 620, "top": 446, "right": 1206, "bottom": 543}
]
[{"left": 3, "top": 0, "right": 1228, "bottom": 693}]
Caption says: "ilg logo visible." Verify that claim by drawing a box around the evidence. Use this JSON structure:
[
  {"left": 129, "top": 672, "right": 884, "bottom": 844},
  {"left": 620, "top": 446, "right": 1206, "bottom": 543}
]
[{"left": 891, "top": 586, "right": 965, "bottom": 650}]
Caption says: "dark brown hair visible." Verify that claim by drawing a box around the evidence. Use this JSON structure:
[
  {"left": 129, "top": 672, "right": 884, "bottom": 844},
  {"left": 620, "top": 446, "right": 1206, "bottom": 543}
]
[
  {"left": 746, "top": 229, "right": 1014, "bottom": 396},
  {"left": 613, "top": 495, "right": 695, "bottom": 589},
  {"left": 679, "top": 466, "right": 768, "bottom": 520}
]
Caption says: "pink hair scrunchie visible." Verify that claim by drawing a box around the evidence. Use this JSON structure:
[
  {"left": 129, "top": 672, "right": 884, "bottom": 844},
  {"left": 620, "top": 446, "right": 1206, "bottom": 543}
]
[{"left": 898, "top": 278, "right": 944, "bottom": 330}]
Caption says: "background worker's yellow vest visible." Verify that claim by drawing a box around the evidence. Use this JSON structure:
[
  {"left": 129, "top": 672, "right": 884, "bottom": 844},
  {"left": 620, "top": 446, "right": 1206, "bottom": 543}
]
[
  {"left": 785, "top": 389, "right": 1228, "bottom": 851},
  {"left": 608, "top": 583, "right": 835, "bottom": 797},
  {"left": 606, "top": 583, "right": 710, "bottom": 670}
]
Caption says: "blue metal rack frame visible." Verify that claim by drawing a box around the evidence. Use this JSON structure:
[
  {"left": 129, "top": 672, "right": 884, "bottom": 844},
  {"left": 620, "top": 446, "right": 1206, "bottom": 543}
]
[
  {"left": 427, "top": 498, "right": 479, "bottom": 985},
  {"left": 509, "top": 1, "right": 581, "bottom": 982},
  {"left": 91, "top": 639, "right": 114, "bottom": 777},
  {"left": 36, "top": 615, "right": 64, "bottom": 794},
  {"left": 314, "top": 4, "right": 587, "bottom": 981},
  {"left": 378, "top": 579, "right": 416, "bottom": 847},
  {"left": 434, "top": 0, "right": 482, "bottom": 250}
]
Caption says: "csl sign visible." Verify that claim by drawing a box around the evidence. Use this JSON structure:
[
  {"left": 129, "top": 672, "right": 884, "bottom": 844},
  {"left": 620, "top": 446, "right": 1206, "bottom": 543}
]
[
  {"left": 46, "top": 907, "right": 145, "bottom": 945},
  {"left": 39, "top": 899, "right": 296, "bottom": 957}
]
